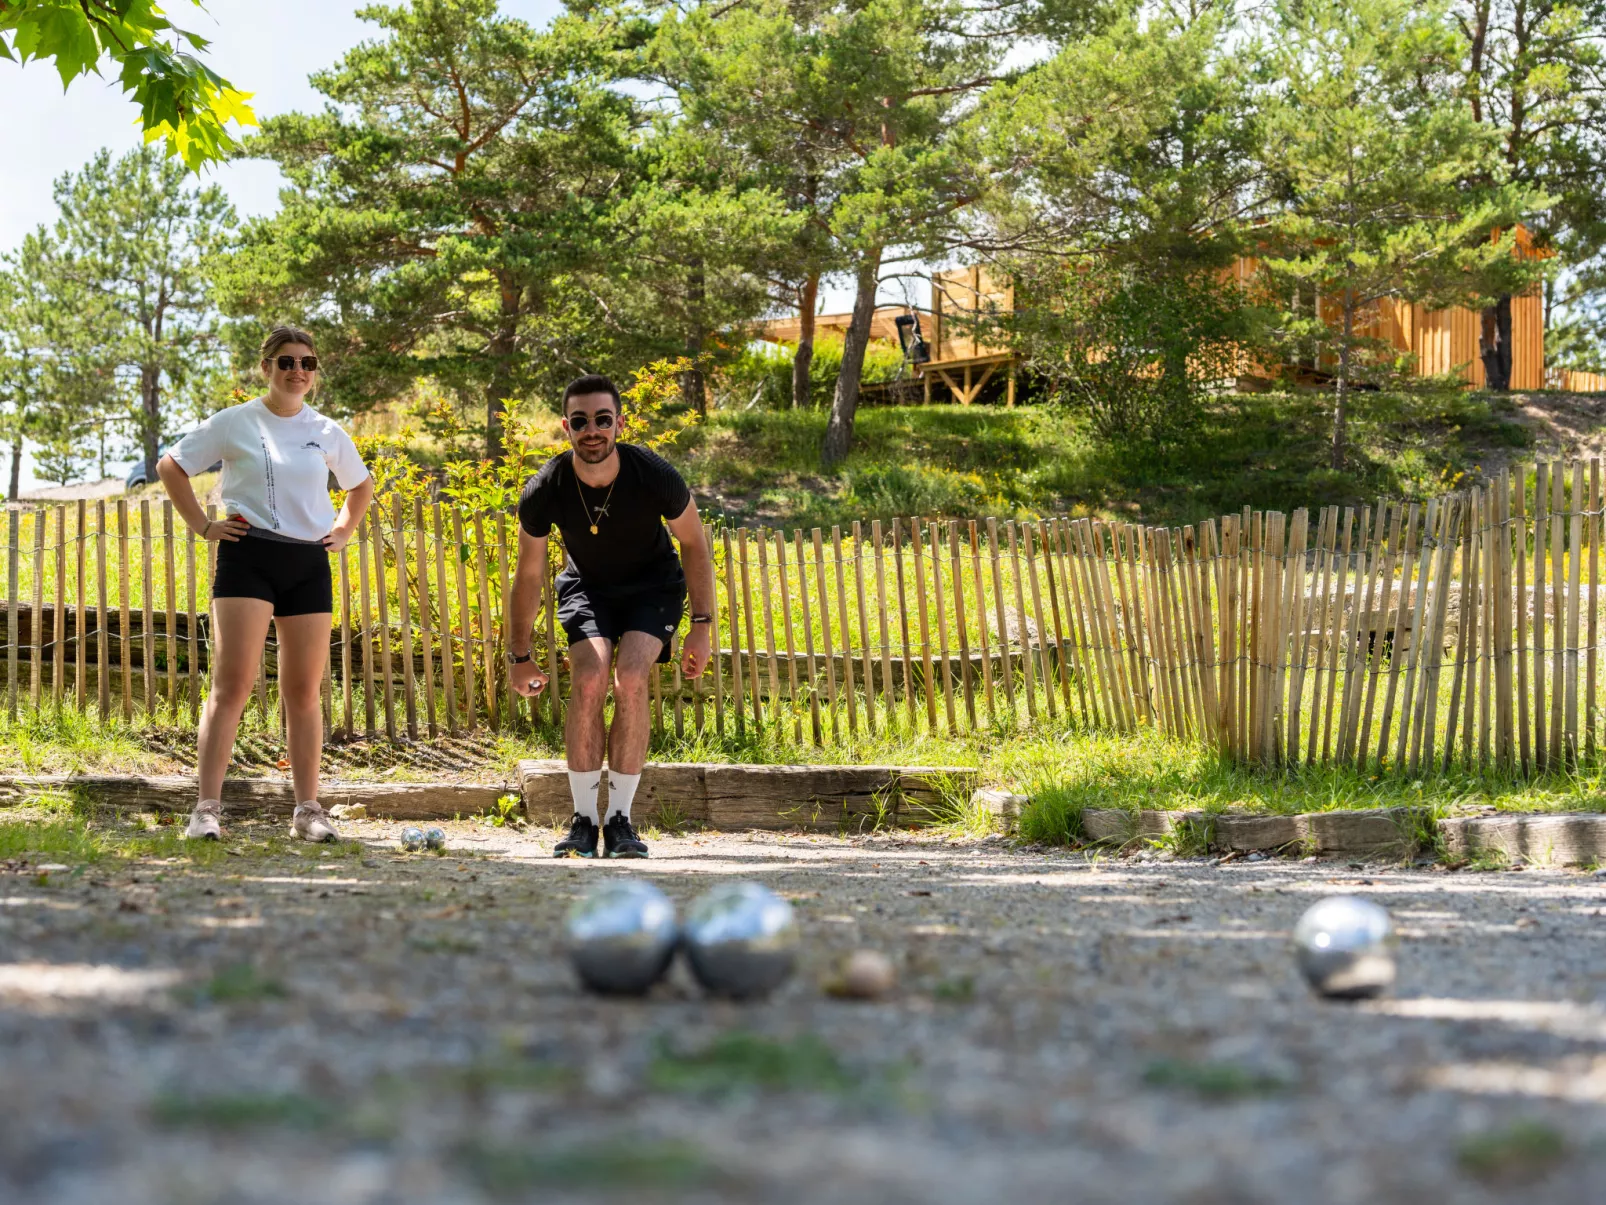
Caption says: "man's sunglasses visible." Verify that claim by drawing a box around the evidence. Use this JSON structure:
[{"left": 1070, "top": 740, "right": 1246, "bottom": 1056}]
[
  {"left": 272, "top": 355, "right": 319, "bottom": 372},
  {"left": 566, "top": 411, "right": 615, "bottom": 432}
]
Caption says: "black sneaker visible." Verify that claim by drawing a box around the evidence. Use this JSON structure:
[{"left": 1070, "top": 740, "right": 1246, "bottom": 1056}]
[
  {"left": 553, "top": 813, "right": 598, "bottom": 858},
  {"left": 602, "top": 813, "right": 649, "bottom": 859}
]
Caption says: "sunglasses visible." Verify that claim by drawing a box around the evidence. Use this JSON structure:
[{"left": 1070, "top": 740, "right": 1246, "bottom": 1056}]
[
  {"left": 272, "top": 355, "right": 319, "bottom": 372},
  {"left": 566, "top": 411, "right": 616, "bottom": 432}
]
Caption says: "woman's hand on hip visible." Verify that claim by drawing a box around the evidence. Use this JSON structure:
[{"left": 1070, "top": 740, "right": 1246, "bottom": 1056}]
[
  {"left": 203, "top": 517, "right": 249, "bottom": 542},
  {"left": 323, "top": 519, "right": 359, "bottom": 551}
]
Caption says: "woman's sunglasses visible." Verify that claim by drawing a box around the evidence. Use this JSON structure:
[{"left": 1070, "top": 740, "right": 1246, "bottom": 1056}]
[
  {"left": 566, "top": 411, "right": 615, "bottom": 432},
  {"left": 271, "top": 355, "right": 319, "bottom": 372}
]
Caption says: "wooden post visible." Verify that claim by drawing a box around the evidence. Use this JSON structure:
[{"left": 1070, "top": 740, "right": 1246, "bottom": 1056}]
[
  {"left": 970, "top": 520, "right": 998, "bottom": 725},
  {"left": 95, "top": 500, "right": 109, "bottom": 720},
  {"left": 1534, "top": 462, "right": 1549, "bottom": 771},
  {"left": 1395, "top": 500, "right": 1444, "bottom": 770},
  {"left": 543, "top": 534, "right": 563, "bottom": 731},
  {"left": 185, "top": 516, "right": 199, "bottom": 723},
  {"left": 793, "top": 528, "right": 820, "bottom": 743},
  {"left": 1039, "top": 519, "right": 1075, "bottom": 721},
  {"left": 451, "top": 509, "right": 476, "bottom": 731},
  {"left": 392, "top": 496, "right": 418, "bottom": 739},
  {"left": 910, "top": 519, "right": 938, "bottom": 732},
  {"left": 432, "top": 501, "right": 457, "bottom": 733},
  {"left": 374, "top": 509, "right": 399, "bottom": 739},
  {"left": 1514, "top": 469, "right": 1530, "bottom": 776},
  {"left": 1022, "top": 521, "right": 1055, "bottom": 722},
  {"left": 358, "top": 515, "right": 377, "bottom": 738},
  {"left": 413, "top": 498, "right": 438, "bottom": 738},
  {"left": 873, "top": 520, "right": 896, "bottom": 727},
  {"left": 1590, "top": 460, "right": 1601, "bottom": 763},
  {"left": 5, "top": 508, "right": 16, "bottom": 718},
  {"left": 852, "top": 521, "right": 876, "bottom": 736},
  {"left": 721, "top": 527, "right": 745, "bottom": 737},
  {"left": 950, "top": 521, "right": 976, "bottom": 728},
  {"left": 737, "top": 528, "right": 763, "bottom": 730},
  {"left": 496, "top": 516, "right": 514, "bottom": 732},
  {"left": 138, "top": 501, "right": 153, "bottom": 716},
  {"left": 470, "top": 513, "right": 497, "bottom": 734},
  {"left": 833, "top": 526, "right": 858, "bottom": 737},
  {"left": 774, "top": 529, "right": 801, "bottom": 740},
  {"left": 813, "top": 528, "right": 841, "bottom": 740},
  {"left": 32, "top": 506, "right": 46, "bottom": 710},
  {"left": 1006, "top": 521, "right": 1039, "bottom": 720},
  {"left": 894, "top": 519, "right": 918, "bottom": 728},
  {"left": 1376, "top": 503, "right": 1421, "bottom": 770},
  {"left": 161, "top": 502, "right": 175, "bottom": 715},
  {"left": 337, "top": 541, "right": 354, "bottom": 737},
  {"left": 756, "top": 528, "right": 781, "bottom": 719},
  {"left": 115, "top": 500, "right": 131, "bottom": 718}
]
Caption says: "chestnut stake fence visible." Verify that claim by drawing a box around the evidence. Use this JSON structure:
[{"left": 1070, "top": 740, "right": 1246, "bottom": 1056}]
[{"left": 2, "top": 461, "right": 1602, "bottom": 777}]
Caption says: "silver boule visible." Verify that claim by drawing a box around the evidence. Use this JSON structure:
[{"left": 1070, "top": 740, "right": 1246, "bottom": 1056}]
[
  {"left": 565, "top": 879, "right": 678, "bottom": 996},
  {"left": 424, "top": 827, "right": 446, "bottom": 850},
  {"left": 683, "top": 881, "right": 798, "bottom": 999},
  {"left": 1293, "top": 895, "right": 1397, "bottom": 999},
  {"left": 399, "top": 826, "right": 426, "bottom": 852}
]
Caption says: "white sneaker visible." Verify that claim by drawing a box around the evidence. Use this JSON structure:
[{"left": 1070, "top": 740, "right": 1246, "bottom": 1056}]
[
  {"left": 185, "top": 800, "right": 223, "bottom": 841},
  {"left": 292, "top": 802, "right": 339, "bottom": 843}
]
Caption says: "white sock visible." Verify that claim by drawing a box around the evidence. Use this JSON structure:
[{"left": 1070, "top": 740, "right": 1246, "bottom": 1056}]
[
  {"left": 606, "top": 771, "right": 641, "bottom": 821},
  {"left": 566, "top": 769, "right": 602, "bottom": 825}
]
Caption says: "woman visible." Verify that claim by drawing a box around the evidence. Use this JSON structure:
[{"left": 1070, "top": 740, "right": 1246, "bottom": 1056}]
[{"left": 158, "top": 326, "right": 373, "bottom": 842}]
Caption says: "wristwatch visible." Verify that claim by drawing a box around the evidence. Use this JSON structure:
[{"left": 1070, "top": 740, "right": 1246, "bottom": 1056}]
[
  {"left": 506, "top": 650, "right": 533, "bottom": 666},
  {"left": 690, "top": 614, "right": 713, "bottom": 624}
]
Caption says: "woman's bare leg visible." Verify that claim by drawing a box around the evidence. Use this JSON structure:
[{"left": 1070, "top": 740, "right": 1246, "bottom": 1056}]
[
  {"left": 273, "top": 611, "right": 333, "bottom": 805},
  {"left": 196, "top": 598, "right": 275, "bottom": 803}
]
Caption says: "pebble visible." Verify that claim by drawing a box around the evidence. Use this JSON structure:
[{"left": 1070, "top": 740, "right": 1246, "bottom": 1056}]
[{"left": 831, "top": 949, "right": 897, "bottom": 999}]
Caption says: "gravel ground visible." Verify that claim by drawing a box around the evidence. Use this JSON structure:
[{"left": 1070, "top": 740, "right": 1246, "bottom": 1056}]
[{"left": 1, "top": 819, "right": 1604, "bottom": 1204}]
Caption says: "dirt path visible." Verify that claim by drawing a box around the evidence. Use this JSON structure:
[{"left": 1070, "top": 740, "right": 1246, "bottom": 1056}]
[{"left": 1, "top": 819, "right": 1603, "bottom": 1203}]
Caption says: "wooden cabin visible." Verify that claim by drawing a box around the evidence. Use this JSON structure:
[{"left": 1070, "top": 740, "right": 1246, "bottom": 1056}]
[{"left": 758, "top": 232, "right": 1599, "bottom": 403}]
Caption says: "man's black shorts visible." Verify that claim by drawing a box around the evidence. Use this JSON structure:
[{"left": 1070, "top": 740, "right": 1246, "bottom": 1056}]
[
  {"left": 213, "top": 531, "right": 332, "bottom": 616},
  {"left": 557, "top": 575, "right": 685, "bottom": 664}
]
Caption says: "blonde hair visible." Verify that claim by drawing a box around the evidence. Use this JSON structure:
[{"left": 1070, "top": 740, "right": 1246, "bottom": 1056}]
[{"left": 260, "top": 325, "right": 318, "bottom": 363}]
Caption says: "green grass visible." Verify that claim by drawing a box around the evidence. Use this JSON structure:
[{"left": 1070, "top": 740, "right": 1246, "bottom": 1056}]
[
  {"left": 1457, "top": 1120, "right": 1569, "bottom": 1184},
  {"left": 457, "top": 1139, "right": 721, "bottom": 1195},
  {"left": 677, "top": 388, "right": 1538, "bottom": 530},
  {"left": 1142, "top": 1057, "right": 1290, "bottom": 1099},
  {"left": 647, "top": 1032, "right": 858, "bottom": 1096},
  {"left": 152, "top": 1090, "right": 331, "bottom": 1131}
]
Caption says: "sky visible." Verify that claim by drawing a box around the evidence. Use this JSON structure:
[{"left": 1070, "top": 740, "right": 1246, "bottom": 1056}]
[{"left": 6, "top": 0, "right": 878, "bottom": 489}]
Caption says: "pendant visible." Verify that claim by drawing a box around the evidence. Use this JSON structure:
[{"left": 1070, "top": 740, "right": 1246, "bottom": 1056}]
[{"left": 590, "top": 524, "right": 598, "bottom": 535}]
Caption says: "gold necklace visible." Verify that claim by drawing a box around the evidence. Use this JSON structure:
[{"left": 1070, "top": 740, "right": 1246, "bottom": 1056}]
[{"left": 574, "top": 464, "right": 618, "bottom": 536}]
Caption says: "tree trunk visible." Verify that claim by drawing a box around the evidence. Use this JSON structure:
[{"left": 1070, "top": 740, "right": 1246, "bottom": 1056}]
[
  {"left": 681, "top": 259, "right": 707, "bottom": 416},
  {"left": 7, "top": 434, "right": 21, "bottom": 502},
  {"left": 792, "top": 273, "right": 819, "bottom": 409},
  {"left": 821, "top": 251, "right": 882, "bottom": 468},
  {"left": 1479, "top": 296, "right": 1513, "bottom": 392},
  {"left": 486, "top": 280, "right": 521, "bottom": 458},
  {"left": 1333, "top": 302, "right": 1353, "bottom": 471},
  {"left": 140, "top": 363, "right": 161, "bottom": 472}
]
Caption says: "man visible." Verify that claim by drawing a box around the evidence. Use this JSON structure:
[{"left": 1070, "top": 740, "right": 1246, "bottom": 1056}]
[{"left": 507, "top": 373, "right": 714, "bottom": 858}]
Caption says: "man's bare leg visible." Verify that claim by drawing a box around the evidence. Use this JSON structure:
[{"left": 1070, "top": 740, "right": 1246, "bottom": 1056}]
[
  {"left": 598, "top": 631, "right": 663, "bottom": 858},
  {"left": 554, "top": 636, "right": 613, "bottom": 855}
]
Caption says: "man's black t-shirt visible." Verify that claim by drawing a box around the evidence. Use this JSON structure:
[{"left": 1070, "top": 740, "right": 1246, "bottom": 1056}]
[{"left": 517, "top": 444, "right": 692, "bottom": 594}]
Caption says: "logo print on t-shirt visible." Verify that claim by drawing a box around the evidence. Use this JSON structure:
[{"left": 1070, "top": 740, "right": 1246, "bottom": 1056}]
[{"left": 303, "top": 440, "right": 323, "bottom": 452}]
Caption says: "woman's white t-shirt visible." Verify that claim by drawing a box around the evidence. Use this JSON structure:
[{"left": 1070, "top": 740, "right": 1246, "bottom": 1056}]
[{"left": 171, "top": 398, "right": 369, "bottom": 543}]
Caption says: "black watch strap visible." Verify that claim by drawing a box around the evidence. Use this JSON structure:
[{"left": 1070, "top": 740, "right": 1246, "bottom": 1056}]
[
  {"left": 506, "top": 650, "right": 533, "bottom": 665},
  {"left": 690, "top": 613, "right": 713, "bottom": 624}
]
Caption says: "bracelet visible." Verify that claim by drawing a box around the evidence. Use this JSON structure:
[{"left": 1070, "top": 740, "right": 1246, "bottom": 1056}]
[
  {"left": 201, "top": 519, "right": 212, "bottom": 539},
  {"left": 690, "top": 614, "right": 712, "bottom": 624}
]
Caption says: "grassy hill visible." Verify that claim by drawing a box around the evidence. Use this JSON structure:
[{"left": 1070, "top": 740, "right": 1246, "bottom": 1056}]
[{"left": 677, "top": 388, "right": 1545, "bottom": 531}]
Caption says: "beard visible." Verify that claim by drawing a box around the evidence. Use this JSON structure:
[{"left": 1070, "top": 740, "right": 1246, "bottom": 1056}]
[{"left": 573, "top": 437, "right": 614, "bottom": 464}]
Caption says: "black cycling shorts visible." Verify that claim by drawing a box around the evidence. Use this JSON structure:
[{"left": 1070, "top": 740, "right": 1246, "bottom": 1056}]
[
  {"left": 557, "top": 575, "right": 685, "bottom": 664},
  {"left": 213, "top": 531, "right": 333, "bottom": 616}
]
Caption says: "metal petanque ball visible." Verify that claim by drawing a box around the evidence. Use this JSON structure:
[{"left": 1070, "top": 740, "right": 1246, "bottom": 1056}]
[
  {"left": 1293, "top": 895, "right": 1397, "bottom": 1000},
  {"left": 424, "top": 827, "right": 446, "bottom": 851},
  {"left": 566, "top": 880, "right": 679, "bottom": 996},
  {"left": 682, "top": 881, "right": 798, "bottom": 1000},
  {"left": 399, "top": 827, "right": 426, "bottom": 852}
]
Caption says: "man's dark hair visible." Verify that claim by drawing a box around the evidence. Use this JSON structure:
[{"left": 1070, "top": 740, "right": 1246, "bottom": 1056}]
[{"left": 562, "top": 373, "right": 621, "bottom": 413}]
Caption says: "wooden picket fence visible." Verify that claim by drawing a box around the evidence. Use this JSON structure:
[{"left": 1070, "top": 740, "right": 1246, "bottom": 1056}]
[{"left": 1, "top": 461, "right": 1603, "bottom": 776}]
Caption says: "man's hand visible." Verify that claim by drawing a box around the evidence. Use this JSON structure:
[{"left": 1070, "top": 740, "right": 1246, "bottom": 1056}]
[
  {"left": 509, "top": 659, "right": 549, "bottom": 698},
  {"left": 681, "top": 622, "right": 711, "bottom": 678}
]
